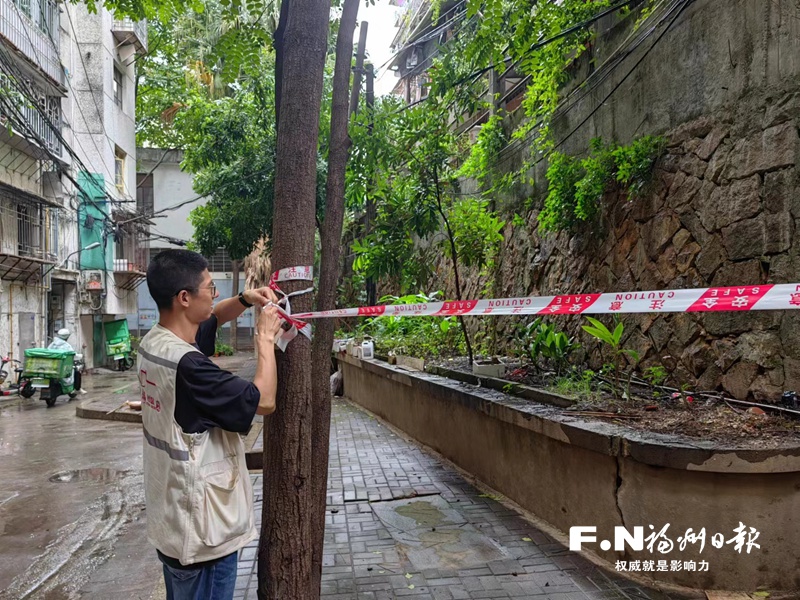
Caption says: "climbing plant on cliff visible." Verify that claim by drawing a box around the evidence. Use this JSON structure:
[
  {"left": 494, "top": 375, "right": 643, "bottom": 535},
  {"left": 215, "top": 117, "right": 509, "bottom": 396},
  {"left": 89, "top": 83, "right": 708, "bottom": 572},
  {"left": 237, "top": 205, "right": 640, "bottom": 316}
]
[
  {"left": 538, "top": 135, "right": 665, "bottom": 232},
  {"left": 346, "top": 1, "right": 663, "bottom": 358}
]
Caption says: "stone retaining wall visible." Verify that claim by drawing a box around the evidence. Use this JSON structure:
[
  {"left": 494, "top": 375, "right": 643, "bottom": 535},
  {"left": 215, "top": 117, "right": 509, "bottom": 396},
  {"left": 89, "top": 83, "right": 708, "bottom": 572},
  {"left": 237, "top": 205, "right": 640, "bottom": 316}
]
[{"left": 431, "top": 0, "right": 800, "bottom": 400}]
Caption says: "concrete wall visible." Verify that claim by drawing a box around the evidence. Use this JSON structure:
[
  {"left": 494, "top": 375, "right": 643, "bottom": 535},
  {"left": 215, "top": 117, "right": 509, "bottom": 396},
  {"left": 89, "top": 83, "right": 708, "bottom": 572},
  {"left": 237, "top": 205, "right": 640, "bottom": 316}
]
[
  {"left": 340, "top": 354, "right": 800, "bottom": 591},
  {"left": 131, "top": 149, "right": 247, "bottom": 344},
  {"left": 0, "top": 282, "right": 46, "bottom": 364},
  {"left": 138, "top": 149, "right": 199, "bottom": 246}
]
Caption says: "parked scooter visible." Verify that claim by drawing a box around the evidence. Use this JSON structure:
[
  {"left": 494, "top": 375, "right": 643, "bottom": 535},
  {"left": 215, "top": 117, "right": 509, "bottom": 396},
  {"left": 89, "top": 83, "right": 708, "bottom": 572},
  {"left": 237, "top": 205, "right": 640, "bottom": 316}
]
[
  {"left": 18, "top": 348, "right": 79, "bottom": 407},
  {"left": 104, "top": 319, "right": 134, "bottom": 371}
]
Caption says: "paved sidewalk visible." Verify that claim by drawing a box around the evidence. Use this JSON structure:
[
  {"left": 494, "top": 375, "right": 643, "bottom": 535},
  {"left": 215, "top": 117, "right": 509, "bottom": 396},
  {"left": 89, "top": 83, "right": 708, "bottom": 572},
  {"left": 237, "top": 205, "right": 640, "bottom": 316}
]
[{"left": 235, "top": 398, "right": 702, "bottom": 600}]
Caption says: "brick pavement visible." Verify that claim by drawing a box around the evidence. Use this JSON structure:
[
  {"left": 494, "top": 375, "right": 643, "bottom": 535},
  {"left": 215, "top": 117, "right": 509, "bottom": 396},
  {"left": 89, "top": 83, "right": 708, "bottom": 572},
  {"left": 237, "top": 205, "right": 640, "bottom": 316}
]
[{"left": 235, "top": 398, "right": 702, "bottom": 600}]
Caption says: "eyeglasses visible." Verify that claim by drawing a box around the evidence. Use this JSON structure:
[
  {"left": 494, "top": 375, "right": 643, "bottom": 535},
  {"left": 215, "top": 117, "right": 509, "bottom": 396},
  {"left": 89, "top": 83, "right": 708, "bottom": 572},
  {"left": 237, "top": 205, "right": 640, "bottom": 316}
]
[{"left": 175, "top": 283, "right": 217, "bottom": 297}]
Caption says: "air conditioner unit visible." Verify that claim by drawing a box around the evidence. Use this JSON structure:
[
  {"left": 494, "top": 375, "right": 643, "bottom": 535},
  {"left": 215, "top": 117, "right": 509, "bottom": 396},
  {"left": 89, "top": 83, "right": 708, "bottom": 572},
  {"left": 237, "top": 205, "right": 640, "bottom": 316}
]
[{"left": 82, "top": 270, "right": 105, "bottom": 292}]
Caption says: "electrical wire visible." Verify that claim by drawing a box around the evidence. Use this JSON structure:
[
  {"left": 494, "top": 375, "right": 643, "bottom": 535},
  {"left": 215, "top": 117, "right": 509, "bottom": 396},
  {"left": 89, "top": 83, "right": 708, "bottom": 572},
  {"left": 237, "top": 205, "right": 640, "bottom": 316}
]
[
  {"left": 0, "top": 73, "right": 106, "bottom": 220},
  {"left": 361, "top": 0, "right": 642, "bottom": 131},
  {"left": 6, "top": 2, "right": 120, "bottom": 199},
  {"left": 454, "top": 0, "right": 638, "bottom": 88},
  {"left": 379, "top": 0, "right": 469, "bottom": 71},
  {"left": 486, "top": 0, "right": 687, "bottom": 172},
  {"left": 0, "top": 44, "right": 117, "bottom": 221},
  {"left": 117, "top": 162, "right": 277, "bottom": 225},
  {"left": 21, "top": 0, "right": 135, "bottom": 201},
  {"left": 62, "top": 4, "right": 135, "bottom": 200}
]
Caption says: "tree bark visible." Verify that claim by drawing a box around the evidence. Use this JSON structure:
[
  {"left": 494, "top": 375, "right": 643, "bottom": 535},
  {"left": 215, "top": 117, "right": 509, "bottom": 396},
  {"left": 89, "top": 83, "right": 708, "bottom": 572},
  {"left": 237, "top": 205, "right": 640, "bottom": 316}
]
[
  {"left": 364, "top": 63, "right": 377, "bottom": 306},
  {"left": 432, "top": 166, "right": 474, "bottom": 365},
  {"left": 230, "top": 259, "right": 239, "bottom": 351},
  {"left": 310, "top": 0, "right": 360, "bottom": 595},
  {"left": 273, "top": 0, "right": 290, "bottom": 131},
  {"left": 258, "top": 0, "right": 331, "bottom": 595}
]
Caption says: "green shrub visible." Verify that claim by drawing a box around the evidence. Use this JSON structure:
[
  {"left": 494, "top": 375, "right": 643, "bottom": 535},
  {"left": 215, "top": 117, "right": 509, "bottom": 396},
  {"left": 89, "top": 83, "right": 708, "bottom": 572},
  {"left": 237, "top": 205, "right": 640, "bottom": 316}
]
[
  {"left": 357, "top": 292, "right": 465, "bottom": 359},
  {"left": 538, "top": 135, "right": 665, "bottom": 233},
  {"left": 215, "top": 341, "right": 234, "bottom": 356}
]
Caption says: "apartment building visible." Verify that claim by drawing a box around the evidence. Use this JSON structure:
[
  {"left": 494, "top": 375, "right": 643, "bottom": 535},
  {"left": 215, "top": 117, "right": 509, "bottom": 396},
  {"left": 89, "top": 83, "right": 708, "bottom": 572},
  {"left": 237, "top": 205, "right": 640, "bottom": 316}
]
[{"left": 0, "top": 0, "right": 146, "bottom": 369}]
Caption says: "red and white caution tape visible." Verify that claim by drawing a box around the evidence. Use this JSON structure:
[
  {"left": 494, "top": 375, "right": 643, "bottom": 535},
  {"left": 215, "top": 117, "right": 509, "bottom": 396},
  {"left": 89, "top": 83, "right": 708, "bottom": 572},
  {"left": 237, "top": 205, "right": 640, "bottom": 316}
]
[
  {"left": 267, "top": 266, "right": 314, "bottom": 351},
  {"left": 292, "top": 284, "right": 800, "bottom": 320}
]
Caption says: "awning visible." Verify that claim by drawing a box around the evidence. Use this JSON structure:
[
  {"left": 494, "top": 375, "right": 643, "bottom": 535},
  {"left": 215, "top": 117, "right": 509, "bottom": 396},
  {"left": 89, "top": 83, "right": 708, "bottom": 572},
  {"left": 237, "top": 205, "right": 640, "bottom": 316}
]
[{"left": 0, "top": 253, "right": 53, "bottom": 282}]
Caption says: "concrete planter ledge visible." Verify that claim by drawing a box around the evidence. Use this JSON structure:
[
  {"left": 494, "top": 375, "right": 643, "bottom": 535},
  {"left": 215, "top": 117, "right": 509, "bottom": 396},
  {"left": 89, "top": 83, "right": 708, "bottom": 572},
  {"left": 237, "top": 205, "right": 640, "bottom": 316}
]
[{"left": 339, "top": 353, "right": 800, "bottom": 591}]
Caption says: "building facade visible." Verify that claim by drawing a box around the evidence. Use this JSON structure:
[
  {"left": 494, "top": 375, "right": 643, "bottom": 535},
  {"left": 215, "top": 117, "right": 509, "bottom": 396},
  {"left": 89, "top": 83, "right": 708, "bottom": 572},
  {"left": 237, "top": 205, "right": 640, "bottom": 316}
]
[
  {"left": 131, "top": 148, "right": 248, "bottom": 348},
  {"left": 0, "top": 0, "right": 146, "bottom": 371}
]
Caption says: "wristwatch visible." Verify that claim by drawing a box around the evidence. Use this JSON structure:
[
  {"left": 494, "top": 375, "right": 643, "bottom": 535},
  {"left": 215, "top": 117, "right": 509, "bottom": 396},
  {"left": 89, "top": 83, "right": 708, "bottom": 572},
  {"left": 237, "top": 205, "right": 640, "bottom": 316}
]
[{"left": 238, "top": 291, "right": 253, "bottom": 308}]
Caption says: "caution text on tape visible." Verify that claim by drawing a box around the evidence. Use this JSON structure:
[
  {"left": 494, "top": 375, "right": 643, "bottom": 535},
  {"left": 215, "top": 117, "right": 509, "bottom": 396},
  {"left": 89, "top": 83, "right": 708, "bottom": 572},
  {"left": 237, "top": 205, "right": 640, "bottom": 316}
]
[{"left": 291, "top": 284, "right": 800, "bottom": 320}]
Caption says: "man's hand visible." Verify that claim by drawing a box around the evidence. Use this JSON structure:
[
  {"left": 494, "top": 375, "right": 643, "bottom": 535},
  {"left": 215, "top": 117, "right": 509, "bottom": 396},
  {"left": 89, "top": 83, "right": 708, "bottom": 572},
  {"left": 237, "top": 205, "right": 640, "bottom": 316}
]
[
  {"left": 257, "top": 305, "right": 283, "bottom": 345},
  {"left": 244, "top": 287, "right": 279, "bottom": 308}
]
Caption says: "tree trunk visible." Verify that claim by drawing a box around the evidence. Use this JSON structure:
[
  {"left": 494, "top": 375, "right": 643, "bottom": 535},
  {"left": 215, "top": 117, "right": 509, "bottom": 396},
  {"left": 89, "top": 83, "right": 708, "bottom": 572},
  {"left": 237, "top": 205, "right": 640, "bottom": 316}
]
[
  {"left": 432, "top": 167, "right": 474, "bottom": 365},
  {"left": 273, "top": 0, "right": 289, "bottom": 131},
  {"left": 310, "top": 0, "right": 360, "bottom": 595},
  {"left": 348, "top": 22, "right": 368, "bottom": 116},
  {"left": 364, "top": 63, "right": 377, "bottom": 306},
  {"left": 258, "top": 0, "right": 331, "bottom": 595},
  {"left": 230, "top": 259, "right": 239, "bottom": 351}
]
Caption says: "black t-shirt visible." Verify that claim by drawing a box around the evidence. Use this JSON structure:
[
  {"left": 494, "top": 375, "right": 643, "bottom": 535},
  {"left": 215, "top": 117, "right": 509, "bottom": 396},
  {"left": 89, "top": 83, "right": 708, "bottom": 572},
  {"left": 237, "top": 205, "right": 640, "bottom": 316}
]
[{"left": 173, "top": 315, "right": 260, "bottom": 434}]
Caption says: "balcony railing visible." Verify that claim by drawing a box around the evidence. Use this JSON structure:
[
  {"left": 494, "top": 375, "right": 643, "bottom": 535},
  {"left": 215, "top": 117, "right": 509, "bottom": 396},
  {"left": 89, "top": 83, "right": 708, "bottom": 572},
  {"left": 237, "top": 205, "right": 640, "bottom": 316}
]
[
  {"left": 0, "top": 0, "right": 63, "bottom": 87},
  {"left": 114, "top": 224, "right": 147, "bottom": 274},
  {"left": 0, "top": 72, "right": 63, "bottom": 157},
  {"left": 112, "top": 17, "right": 148, "bottom": 54},
  {"left": 0, "top": 183, "right": 57, "bottom": 269}
]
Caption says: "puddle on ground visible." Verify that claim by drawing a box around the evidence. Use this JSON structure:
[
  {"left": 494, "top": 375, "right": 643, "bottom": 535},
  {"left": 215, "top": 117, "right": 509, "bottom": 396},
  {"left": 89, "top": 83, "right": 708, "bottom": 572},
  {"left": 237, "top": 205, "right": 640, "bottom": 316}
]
[
  {"left": 371, "top": 495, "right": 510, "bottom": 570},
  {"left": 395, "top": 500, "right": 448, "bottom": 527},
  {"left": 49, "top": 468, "right": 125, "bottom": 484}
]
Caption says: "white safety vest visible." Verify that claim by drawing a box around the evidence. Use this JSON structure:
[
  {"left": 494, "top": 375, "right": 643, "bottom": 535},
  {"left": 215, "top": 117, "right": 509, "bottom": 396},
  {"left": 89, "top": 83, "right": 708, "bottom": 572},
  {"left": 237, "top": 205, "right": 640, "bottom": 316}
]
[{"left": 137, "top": 324, "right": 256, "bottom": 565}]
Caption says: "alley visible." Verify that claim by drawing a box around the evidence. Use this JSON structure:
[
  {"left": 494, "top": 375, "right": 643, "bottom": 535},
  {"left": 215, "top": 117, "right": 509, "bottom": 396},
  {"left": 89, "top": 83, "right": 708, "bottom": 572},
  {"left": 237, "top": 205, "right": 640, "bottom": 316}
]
[
  {"left": 240, "top": 398, "right": 700, "bottom": 600},
  {"left": 0, "top": 362, "right": 701, "bottom": 600},
  {"left": 0, "top": 372, "right": 157, "bottom": 600}
]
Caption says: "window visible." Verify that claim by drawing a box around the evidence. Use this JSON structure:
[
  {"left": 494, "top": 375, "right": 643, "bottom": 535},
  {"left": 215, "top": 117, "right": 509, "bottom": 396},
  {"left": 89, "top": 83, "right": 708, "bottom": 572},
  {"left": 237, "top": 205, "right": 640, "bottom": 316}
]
[
  {"left": 14, "top": 0, "right": 32, "bottom": 19},
  {"left": 37, "top": 0, "right": 59, "bottom": 44},
  {"left": 113, "top": 68, "right": 123, "bottom": 108},
  {"left": 136, "top": 174, "right": 154, "bottom": 215},
  {"left": 115, "top": 148, "right": 126, "bottom": 194},
  {"left": 205, "top": 248, "right": 232, "bottom": 272}
]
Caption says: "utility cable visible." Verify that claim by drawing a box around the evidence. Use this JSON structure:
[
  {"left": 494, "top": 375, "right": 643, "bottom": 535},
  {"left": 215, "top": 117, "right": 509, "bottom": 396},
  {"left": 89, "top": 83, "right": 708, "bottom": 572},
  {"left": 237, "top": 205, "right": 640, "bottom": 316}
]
[
  {"left": 7, "top": 0, "right": 126, "bottom": 201},
  {"left": 486, "top": 0, "right": 685, "bottom": 171},
  {"left": 0, "top": 44, "right": 118, "bottom": 222},
  {"left": 62, "top": 4, "right": 135, "bottom": 200}
]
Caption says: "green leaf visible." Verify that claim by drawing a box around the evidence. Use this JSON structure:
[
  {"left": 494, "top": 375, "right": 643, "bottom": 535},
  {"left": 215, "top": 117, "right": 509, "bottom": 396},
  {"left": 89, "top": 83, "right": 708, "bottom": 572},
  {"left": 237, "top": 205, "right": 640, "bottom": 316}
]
[
  {"left": 582, "top": 325, "right": 613, "bottom": 346},
  {"left": 612, "top": 322, "right": 624, "bottom": 346}
]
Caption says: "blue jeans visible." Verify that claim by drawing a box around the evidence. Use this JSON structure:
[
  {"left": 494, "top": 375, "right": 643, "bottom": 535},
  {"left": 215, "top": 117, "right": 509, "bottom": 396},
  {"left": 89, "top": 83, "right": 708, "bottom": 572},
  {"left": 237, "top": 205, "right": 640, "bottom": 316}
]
[{"left": 158, "top": 550, "right": 239, "bottom": 600}]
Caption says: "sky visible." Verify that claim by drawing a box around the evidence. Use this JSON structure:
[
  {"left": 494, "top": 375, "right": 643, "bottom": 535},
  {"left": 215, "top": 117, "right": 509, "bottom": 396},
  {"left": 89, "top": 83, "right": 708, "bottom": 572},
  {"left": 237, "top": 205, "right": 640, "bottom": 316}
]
[{"left": 356, "top": 0, "right": 402, "bottom": 97}]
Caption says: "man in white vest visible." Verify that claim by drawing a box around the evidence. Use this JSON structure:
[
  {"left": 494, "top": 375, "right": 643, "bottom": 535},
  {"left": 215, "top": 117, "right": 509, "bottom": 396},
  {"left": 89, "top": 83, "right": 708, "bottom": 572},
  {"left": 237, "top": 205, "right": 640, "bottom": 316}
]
[{"left": 138, "top": 249, "right": 282, "bottom": 599}]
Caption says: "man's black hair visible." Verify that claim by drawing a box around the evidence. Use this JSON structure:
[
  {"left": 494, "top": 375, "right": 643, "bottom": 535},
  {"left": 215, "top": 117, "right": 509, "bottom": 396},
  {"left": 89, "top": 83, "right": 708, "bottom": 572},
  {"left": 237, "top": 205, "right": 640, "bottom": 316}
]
[{"left": 147, "top": 249, "right": 209, "bottom": 310}]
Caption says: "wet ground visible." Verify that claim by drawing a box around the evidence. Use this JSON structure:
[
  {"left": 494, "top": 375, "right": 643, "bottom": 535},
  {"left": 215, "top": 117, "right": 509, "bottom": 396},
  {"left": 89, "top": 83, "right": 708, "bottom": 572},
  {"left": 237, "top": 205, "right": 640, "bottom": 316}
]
[
  {"left": 0, "top": 368, "right": 157, "bottom": 600},
  {"left": 0, "top": 356, "right": 703, "bottom": 599}
]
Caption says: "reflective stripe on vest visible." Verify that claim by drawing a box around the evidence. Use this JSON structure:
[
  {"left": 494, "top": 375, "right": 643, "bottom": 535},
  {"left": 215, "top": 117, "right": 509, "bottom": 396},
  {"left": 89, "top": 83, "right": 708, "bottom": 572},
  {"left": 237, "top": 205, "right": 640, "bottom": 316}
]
[{"left": 143, "top": 425, "right": 189, "bottom": 461}]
